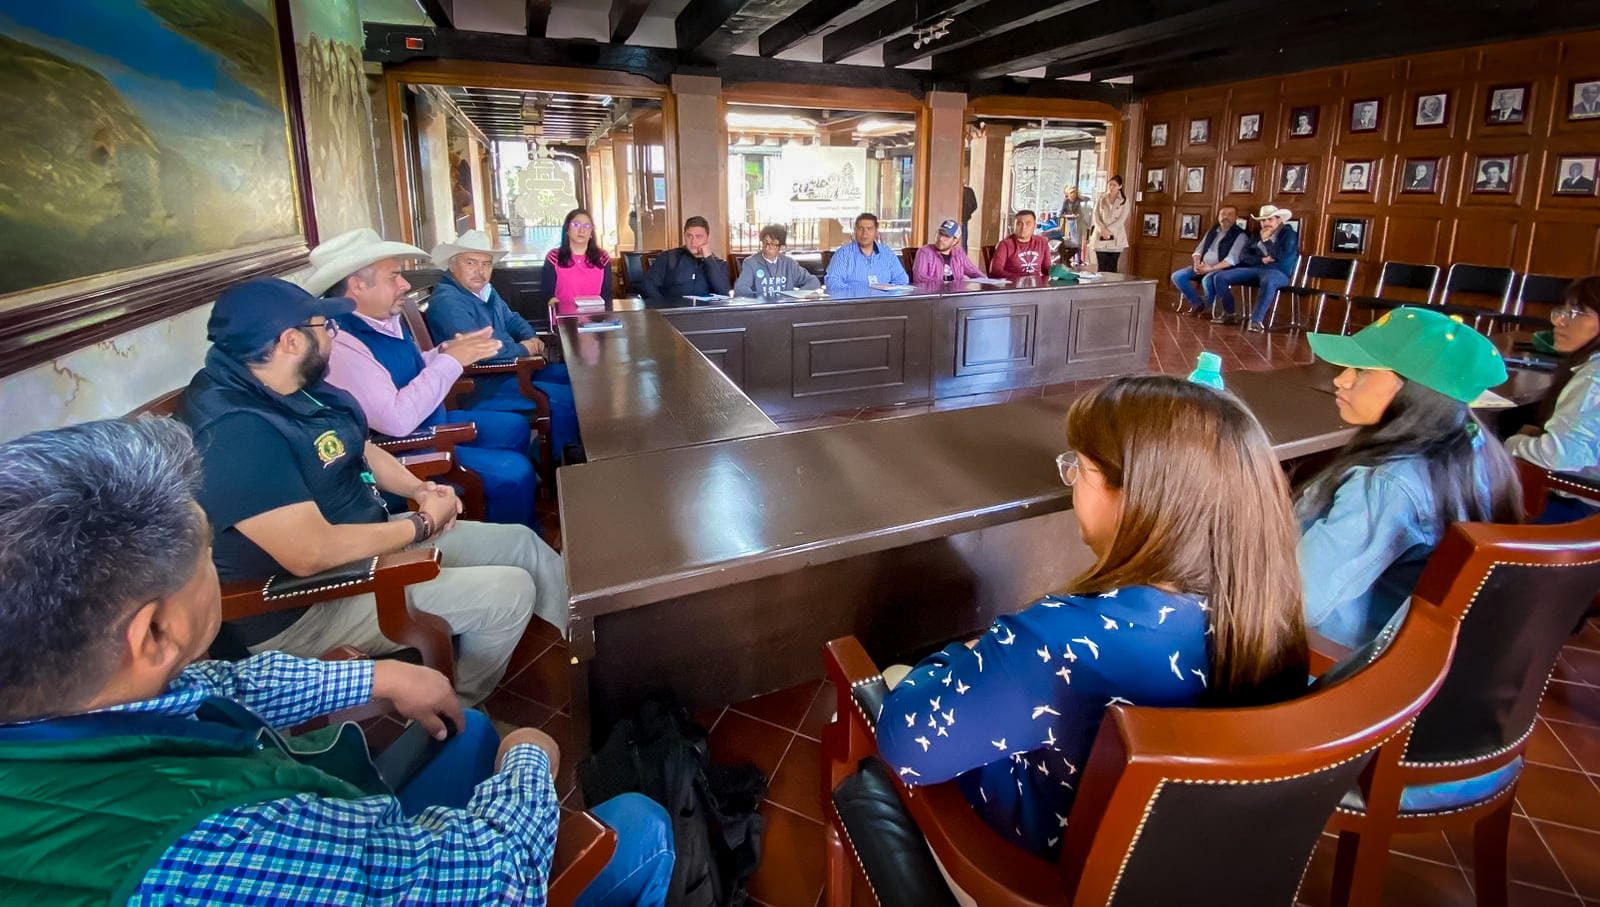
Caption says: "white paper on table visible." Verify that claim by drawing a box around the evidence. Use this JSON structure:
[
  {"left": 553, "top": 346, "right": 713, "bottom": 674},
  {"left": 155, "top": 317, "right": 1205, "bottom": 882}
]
[
  {"left": 1469, "top": 390, "right": 1515, "bottom": 409},
  {"left": 576, "top": 320, "right": 623, "bottom": 333},
  {"left": 867, "top": 284, "right": 916, "bottom": 292},
  {"left": 682, "top": 293, "right": 732, "bottom": 302},
  {"left": 1072, "top": 271, "right": 1103, "bottom": 280},
  {"left": 778, "top": 288, "right": 827, "bottom": 299},
  {"left": 967, "top": 277, "right": 1010, "bottom": 286}
]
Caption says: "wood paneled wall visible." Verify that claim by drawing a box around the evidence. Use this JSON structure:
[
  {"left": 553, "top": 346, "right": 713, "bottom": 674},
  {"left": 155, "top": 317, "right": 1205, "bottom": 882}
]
[{"left": 1131, "top": 30, "right": 1600, "bottom": 304}]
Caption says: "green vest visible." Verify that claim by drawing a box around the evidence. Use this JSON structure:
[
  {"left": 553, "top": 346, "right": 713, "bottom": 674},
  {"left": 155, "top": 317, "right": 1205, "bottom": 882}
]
[{"left": 0, "top": 716, "right": 377, "bottom": 906}]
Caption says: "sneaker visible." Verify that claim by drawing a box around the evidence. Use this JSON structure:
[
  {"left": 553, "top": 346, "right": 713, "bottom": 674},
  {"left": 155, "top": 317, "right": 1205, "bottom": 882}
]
[
  {"left": 1246, "top": 321, "right": 1267, "bottom": 333},
  {"left": 1183, "top": 305, "right": 1207, "bottom": 317},
  {"left": 1211, "top": 313, "right": 1239, "bottom": 325}
]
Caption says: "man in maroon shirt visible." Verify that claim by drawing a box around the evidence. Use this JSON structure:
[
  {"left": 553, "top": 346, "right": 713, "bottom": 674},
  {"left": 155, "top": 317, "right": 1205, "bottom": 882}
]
[{"left": 988, "top": 210, "right": 1053, "bottom": 281}]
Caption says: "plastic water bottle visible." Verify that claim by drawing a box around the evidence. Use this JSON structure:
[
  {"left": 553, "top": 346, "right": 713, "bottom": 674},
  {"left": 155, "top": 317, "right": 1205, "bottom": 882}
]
[{"left": 1188, "top": 351, "right": 1225, "bottom": 390}]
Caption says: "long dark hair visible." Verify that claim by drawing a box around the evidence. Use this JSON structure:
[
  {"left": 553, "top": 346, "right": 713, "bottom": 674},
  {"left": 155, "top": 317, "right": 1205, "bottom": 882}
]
[
  {"left": 1537, "top": 276, "right": 1600, "bottom": 424},
  {"left": 556, "top": 208, "right": 605, "bottom": 268},
  {"left": 1065, "top": 376, "right": 1307, "bottom": 699},
  {"left": 1297, "top": 381, "right": 1523, "bottom": 528}
]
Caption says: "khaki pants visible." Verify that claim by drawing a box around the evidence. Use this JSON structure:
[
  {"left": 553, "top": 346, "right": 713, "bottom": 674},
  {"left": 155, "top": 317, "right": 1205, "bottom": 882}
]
[{"left": 249, "top": 520, "right": 567, "bottom": 705}]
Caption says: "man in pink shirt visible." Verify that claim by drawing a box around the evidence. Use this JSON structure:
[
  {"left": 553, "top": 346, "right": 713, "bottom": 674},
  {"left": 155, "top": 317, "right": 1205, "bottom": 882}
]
[
  {"left": 987, "top": 210, "right": 1053, "bottom": 280},
  {"left": 304, "top": 229, "right": 542, "bottom": 528}
]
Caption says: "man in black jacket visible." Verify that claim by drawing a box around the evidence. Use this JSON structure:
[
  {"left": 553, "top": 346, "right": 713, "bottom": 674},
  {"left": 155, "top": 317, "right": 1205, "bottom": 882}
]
[{"left": 640, "top": 216, "right": 731, "bottom": 307}]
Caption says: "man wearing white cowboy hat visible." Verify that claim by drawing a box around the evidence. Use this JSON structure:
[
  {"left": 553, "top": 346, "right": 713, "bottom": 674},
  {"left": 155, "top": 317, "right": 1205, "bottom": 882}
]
[
  {"left": 303, "top": 228, "right": 544, "bottom": 531},
  {"left": 1210, "top": 204, "right": 1300, "bottom": 332},
  {"left": 423, "top": 230, "right": 579, "bottom": 464}
]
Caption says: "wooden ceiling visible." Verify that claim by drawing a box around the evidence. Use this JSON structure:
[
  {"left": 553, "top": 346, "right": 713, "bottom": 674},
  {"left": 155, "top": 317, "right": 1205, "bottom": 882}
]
[
  {"left": 384, "top": 0, "right": 1600, "bottom": 96},
  {"left": 443, "top": 87, "right": 620, "bottom": 143}
]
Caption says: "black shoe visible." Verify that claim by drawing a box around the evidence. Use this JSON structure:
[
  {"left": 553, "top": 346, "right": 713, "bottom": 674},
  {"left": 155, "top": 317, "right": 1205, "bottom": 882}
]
[
  {"left": 1211, "top": 313, "right": 1239, "bottom": 325},
  {"left": 1246, "top": 321, "right": 1267, "bottom": 333},
  {"left": 1183, "top": 305, "right": 1207, "bottom": 317}
]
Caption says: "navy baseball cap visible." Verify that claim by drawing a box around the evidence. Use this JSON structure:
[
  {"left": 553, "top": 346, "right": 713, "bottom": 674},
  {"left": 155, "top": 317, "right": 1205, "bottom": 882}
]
[
  {"left": 208, "top": 278, "right": 354, "bottom": 359},
  {"left": 938, "top": 219, "right": 960, "bottom": 237}
]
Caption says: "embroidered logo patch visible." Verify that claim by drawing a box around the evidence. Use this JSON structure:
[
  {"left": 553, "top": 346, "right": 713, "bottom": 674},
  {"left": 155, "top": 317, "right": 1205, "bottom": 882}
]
[{"left": 315, "top": 430, "right": 346, "bottom": 467}]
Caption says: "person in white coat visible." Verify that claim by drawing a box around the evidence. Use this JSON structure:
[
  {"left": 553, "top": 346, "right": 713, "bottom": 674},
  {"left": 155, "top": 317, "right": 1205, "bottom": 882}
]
[{"left": 1091, "top": 175, "right": 1130, "bottom": 273}]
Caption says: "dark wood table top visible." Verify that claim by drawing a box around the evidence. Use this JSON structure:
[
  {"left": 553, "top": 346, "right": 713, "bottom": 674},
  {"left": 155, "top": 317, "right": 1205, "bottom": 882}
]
[
  {"left": 559, "top": 371, "right": 1350, "bottom": 615},
  {"left": 555, "top": 310, "right": 779, "bottom": 461}
]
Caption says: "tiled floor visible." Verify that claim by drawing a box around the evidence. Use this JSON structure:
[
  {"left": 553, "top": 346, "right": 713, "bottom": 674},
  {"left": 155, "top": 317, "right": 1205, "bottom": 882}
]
[{"left": 493, "top": 307, "right": 1599, "bottom": 905}]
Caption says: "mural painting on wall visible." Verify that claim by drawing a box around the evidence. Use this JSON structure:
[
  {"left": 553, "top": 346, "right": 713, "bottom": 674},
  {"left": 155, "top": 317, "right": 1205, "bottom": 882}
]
[
  {"left": 512, "top": 154, "right": 579, "bottom": 228},
  {"left": 292, "top": 0, "right": 381, "bottom": 236},
  {"left": 0, "top": 1, "right": 303, "bottom": 298},
  {"left": 1010, "top": 145, "right": 1072, "bottom": 214}
]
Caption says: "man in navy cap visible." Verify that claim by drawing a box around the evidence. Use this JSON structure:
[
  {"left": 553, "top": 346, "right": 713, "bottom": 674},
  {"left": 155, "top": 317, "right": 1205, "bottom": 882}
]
[{"left": 176, "top": 278, "right": 568, "bottom": 706}]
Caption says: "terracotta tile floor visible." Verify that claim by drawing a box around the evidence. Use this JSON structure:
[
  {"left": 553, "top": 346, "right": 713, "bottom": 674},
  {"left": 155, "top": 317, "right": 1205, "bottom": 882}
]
[{"left": 495, "top": 307, "right": 1600, "bottom": 905}]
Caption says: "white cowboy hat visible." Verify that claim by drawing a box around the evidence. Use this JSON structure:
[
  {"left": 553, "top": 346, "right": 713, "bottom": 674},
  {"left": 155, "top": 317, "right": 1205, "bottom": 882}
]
[
  {"left": 295, "top": 228, "right": 427, "bottom": 296},
  {"left": 1251, "top": 204, "right": 1292, "bottom": 221},
  {"left": 430, "top": 229, "right": 509, "bottom": 269}
]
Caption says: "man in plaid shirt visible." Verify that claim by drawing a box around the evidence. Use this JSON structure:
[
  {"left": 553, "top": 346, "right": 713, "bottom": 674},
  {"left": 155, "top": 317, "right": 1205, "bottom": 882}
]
[{"left": 0, "top": 418, "right": 673, "bottom": 905}]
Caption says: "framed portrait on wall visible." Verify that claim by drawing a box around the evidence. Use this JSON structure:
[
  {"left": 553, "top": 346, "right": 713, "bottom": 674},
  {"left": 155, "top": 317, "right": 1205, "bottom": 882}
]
[
  {"left": 1340, "top": 160, "right": 1374, "bottom": 192},
  {"left": 1146, "top": 166, "right": 1168, "bottom": 193},
  {"left": 1150, "top": 122, "right": 1170, "bottom": 147},
  {"left": 1350, "top": 99, "right": 1381, "bottom": 133},
  {"left": 1184, "top": 166, "right": 1206, "bottom": 194},
  {"left": 1229, "top": 164, "right": 1256, "bottom": 194},
  {"left": 0, "top": 0, "right": 315, "bottom": 381},
  {"left": 1471, "top": 156, "right": 1515, "bottom": 193},
  {"left": 1237, "top": 113, "right": 1262, "bottom": 141},
  {"left": 1142, "top": 212, "right": 1161, "bottom": 237},
  {"left": 1288, "top": 106, "right": 1318, "bottom": 138},
  {"left": 1400, "top": 158, "right": 1440, "bottom": 193},
  {"left": 1331, "top": 219, "right": 1367, "bottom": 254},
  {"left": 1188, "top": 117, "right": 1212, "bottom": 144},
  {"left": 1280, "top": 163, "right": 1310, "bottom": 194},
  {"left": 1484, "top": 84, "right": 1528, "bottom": 125},
  {"left": 1415, "top": 92, "right": 1449, "bottom": 127},
  {"left": 1554, "top": 156, "right": 1598, "bottom": 196},
  {"left": 1570, "top": 79, "right": 1600, "bottom": 121},
  {"left": 1179, "top": 213, "right": 1202, "bottom": 240}
]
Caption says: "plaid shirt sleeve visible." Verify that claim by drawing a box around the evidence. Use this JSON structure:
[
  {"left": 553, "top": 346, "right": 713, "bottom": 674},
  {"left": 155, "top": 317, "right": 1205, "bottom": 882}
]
[
  {"left": 130, "top": 744, "right": 559, "bottom": 906},
  {"left": 111, "top": 652, "right": 373, "bottom": 727}
]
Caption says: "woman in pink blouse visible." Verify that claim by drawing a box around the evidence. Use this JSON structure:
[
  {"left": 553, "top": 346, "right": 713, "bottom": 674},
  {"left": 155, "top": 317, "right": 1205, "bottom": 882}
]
[{"left": 540, "top": 208, "right": 613, "bottom": 315}]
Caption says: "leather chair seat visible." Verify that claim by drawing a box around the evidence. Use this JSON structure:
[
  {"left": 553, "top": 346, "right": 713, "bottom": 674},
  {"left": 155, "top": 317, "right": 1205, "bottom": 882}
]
[
  {"left": 832, "top": 758, "right": 960, "bottom": 907},
  {"left": 1338, "top": 757, "right": 1522, "bottom": 816}
]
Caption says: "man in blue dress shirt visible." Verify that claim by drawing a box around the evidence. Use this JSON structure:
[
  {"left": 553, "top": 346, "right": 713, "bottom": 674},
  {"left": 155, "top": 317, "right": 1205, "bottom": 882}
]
[{"left": 825, "top": 212, "right": 909, "bottom": 289}]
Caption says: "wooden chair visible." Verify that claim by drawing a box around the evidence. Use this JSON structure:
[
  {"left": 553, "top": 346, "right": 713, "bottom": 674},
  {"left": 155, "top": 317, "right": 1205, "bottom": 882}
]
[
  {"left": 400, "top": 293, "right": 556, "bottom": 493},
  {"left": 898, "top": 246, "right": 918, "bottom": 278},
  {"left": 979, "top": 244, "right": 996, "bottom": 273},
  {"left": 1320, "top": 507, "right": 1600, "bottom": 907},
  {"left": 821, "top": 248, "right": 835, "bottom": 273},
  {"left": 1341, "top": 261, "right": 1443, "bottom": 333},
  {"left": 1270, "top": 255, "right": 1358, "bottom": 333},
  {"left": 821, "top": 600, "right": 1459, "bottom": 906}
]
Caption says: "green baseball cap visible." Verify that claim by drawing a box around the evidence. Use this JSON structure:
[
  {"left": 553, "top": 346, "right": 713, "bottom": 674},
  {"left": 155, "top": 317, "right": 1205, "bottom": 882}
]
[{"left": 1306, "top": 307, "right": 1506, "bottom": 403}]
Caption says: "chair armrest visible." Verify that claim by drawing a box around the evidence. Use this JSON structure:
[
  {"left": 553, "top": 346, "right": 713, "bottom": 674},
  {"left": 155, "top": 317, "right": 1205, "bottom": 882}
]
[
  {"left": 396, "top": 450, "right": 454, "bottom": 481},
  {"left": 375, "top": 422, "right": 479, "bottom": 454},
  {"left": 831, "top": 760, "right": 961, "bottom": 907},
  {"left": 464, "top": 357, "right": 549, "bottom": 405},
  {"left": 548, "top": 810, "right": 619, "bottom": 907},
  {"left": 219, "top": 549, "right": 442, "bottom": 621},
  {"left": 1307, "top": 628, "right": 1354, "bottom": 677}
]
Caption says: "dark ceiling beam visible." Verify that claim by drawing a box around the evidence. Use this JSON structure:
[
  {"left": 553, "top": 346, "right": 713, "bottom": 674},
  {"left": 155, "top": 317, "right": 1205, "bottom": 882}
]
[
  {"left": 525, "top": 0, "right": 552, "bottom": 37},
  {"left": 609, "top": 0, "right": 652, "bottom": 43},
  {"left": 365, "top": 23, "right": 679, "bottom": 83},
  {"left": 677, "top": 0, "right": 814, "bottom": 63},
  {"left": 966, "top": 75, "right": 1130, "bottom": 106},
  {"left": 881, "top": 0, "right": 1102, "bottom": 68},
  {"left": 717, "top": 52, "right": 928, "bottom": 93},
  {"left": 415, "top": 0, "right": 452, "bottom": 29},
  {"left": 820, "top": 0, "right": 988, "bottom": 65},
  {"left": 758, "top": 0, "right": 887, "bottom": 57},
  {"left": 940, "top": 0, "right": 1277, "bottom": 81}
]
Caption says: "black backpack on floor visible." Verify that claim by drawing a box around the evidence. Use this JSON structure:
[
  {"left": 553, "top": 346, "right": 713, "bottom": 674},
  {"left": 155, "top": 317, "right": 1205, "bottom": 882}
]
[{"left": 579, "top": 694, "right": 767, "bottom": 907}]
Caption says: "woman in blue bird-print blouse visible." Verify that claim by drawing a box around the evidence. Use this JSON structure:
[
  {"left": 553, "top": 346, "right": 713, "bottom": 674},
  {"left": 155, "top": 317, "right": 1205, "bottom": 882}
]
[{"left": 878, "top": 375, "right": 1310, "bottom": 859}]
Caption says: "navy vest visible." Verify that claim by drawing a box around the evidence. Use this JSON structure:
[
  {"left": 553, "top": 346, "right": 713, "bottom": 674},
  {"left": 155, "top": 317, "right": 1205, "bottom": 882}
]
[
  {"left": 1199, "top": 223, "right": 1245, "bottom": 259},
  {"left": 334, "top": 313, "right": 446, "bottom": 435}
]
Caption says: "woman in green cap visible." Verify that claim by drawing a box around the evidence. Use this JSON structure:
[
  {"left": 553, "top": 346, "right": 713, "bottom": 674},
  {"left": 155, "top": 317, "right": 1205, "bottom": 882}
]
[
  {"left": 1295, "top": 307, "right": 1523, "bottom": 648},
  {"left": 1506, "top": 276, "right": 1600, "bottom": 523}
]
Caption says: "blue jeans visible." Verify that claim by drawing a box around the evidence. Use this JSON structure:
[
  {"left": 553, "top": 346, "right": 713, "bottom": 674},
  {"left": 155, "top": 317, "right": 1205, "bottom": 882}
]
[
  {"left": 1213, "top": 267, "right": 1291, "bottom": 323},
  {"left": 398, "top": 711, "right": 675, "bottom": 906},
  {"left": 446, "top": 409, "right": 537, "bottom": 528},
  {"left": 1170, "top": 266, "right": 1219, "bottom": 310},
  {"left": 469, "top": 363, "right": 580, "bottom": 464}
]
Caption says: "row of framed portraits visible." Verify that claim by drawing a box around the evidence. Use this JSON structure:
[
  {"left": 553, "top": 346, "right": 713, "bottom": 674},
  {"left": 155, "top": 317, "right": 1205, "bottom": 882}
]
[
  {"left": 1149, "top": 77, "right": 1600, "bottom": 147},
  {"left": 1139, "top": 212, "right": 1376, "bottom": 255},
  {"left": 1142, "top": 153, "right": 1599, "bottom": 198}
]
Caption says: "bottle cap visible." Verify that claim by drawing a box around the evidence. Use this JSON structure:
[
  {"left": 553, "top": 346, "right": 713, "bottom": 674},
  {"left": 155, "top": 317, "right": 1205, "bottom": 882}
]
[{"left": 1196, "top": 351, "right": 1222, "bottom": 371}]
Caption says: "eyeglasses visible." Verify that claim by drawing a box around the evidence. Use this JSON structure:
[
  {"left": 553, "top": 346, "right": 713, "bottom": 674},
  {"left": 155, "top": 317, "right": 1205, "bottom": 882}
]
[
  {"left": 299, "top": 319, "right": 339, "bottom": 337},
  {"left": 1055, "top": 451, "right": 1080, "bottom": 487},
  {"left": 1552, "top": 304, "right": 1594, "bottom": 326},
  {"left": 760, "top": 238, "right": 783, "bottom": 247},
  {"left": 569, "top": 222, "right": 594, "bottom": 232}
]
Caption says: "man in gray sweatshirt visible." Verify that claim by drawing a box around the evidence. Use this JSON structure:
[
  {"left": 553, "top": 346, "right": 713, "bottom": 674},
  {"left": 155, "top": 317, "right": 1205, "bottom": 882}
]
[{"left": 735, "top": 224, "right": 822, "bottom": 297}]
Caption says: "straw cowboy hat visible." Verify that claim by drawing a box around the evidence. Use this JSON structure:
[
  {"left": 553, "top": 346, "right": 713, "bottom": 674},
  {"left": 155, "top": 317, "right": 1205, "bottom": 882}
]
[
  {"left": 1251, "top": 204, "right": 1292, "bottom": 221},
  {"left": 295, "top": 228, "right": 427, "bottom": 296},
  {"left": 430, "top": 229, "right": 508, "bottom": 269}
]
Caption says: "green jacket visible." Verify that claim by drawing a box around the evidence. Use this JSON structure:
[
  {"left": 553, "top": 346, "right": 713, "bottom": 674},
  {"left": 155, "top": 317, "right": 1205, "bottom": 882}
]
[{"left": 0, "top": 704, "right": 377, "bottom": 906}]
